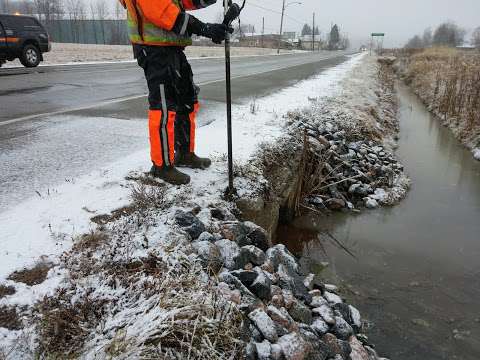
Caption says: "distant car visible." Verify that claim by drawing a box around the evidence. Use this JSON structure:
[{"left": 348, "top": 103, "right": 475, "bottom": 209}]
[{"left": 0, "top": 14, "right": 50, "bottom": 68}]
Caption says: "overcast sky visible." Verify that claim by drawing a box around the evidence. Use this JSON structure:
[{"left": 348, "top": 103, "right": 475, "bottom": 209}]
[{"left": 189, "top": 0, "right": 480, "bottom": 47}]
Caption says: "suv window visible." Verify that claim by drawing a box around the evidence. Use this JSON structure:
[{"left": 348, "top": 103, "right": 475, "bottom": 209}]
[
  {"left": 0, "top": 16, "right": 42, "bottom": 31},
  {"left": 18, "top": 17, "right": 42, "bottom": 29}
]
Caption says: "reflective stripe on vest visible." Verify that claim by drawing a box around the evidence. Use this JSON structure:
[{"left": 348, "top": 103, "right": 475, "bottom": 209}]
[{"left": 126, "top": 0, "right": 192, "bottom": 46}]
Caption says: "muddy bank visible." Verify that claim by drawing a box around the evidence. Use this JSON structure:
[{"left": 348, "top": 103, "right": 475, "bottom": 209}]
[{"left": 239, "top": 55, "right": 408, "bottom": 240}]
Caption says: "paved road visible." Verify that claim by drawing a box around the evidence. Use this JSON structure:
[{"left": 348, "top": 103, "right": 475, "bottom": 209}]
[
  {"left": 0, "top": 51, "right": 351, "bottom": 210},
  {"left": 0, "top": 51, "right": 349, "bottom": 123}
]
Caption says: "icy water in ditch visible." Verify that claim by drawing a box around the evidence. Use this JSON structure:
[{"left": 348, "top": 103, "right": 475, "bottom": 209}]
[{"left": 277, "top": 83, "right": 480, "bottom": 360}]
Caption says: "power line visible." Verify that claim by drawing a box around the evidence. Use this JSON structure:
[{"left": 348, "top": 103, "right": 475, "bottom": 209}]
[{"left": 247, "top": 1, "right": 306, "bottom": 26}]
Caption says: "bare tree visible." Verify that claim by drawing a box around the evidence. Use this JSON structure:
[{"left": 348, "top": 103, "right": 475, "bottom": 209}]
[
  {"left": 422, "top": 27, "right": 432, "bottom": 47},
  {"left": 433, "top": 22, "right": 465, "bottom": 47},
  {"left": 33, "top": 0, "right": 64, "bottom": 22},
  {"left": 109, "top": 0, "right": 126, "bottom": 44},
  {"left": 405, "top": 35, "right": 424, "bottom": 49},
  {"left": 95, "top": 0, "right": 108, "bottom": 44},
  {"left": 472, "top": 27, "right": 480, "bottom": 48},
  {"left": 65, "top": 0, "right": 87, "bottom": 42}
]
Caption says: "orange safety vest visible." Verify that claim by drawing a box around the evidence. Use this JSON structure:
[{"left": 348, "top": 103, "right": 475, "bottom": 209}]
[{"left": 119, "top": 0, "right": 216, "bottom": 47}]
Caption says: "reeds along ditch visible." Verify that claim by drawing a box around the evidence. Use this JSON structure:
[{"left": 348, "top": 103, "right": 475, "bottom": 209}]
[{"left": 403, "top": 48, "right": 480, "bottom": 141}]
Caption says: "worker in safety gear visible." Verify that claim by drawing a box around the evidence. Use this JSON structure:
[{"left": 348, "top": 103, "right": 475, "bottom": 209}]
[{"left": 119, "top": 0, "right": 230, "bottom": 185}]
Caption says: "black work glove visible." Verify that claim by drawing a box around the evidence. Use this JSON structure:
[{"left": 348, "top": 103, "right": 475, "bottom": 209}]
[{"left": 187, "top": 16, "right": 231, "bottom": 44}]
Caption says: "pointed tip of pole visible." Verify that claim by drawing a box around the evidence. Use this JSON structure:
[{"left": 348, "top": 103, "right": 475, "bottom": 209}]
[{"left": 223, "top": 186, "right": 238, "bottom": 201}]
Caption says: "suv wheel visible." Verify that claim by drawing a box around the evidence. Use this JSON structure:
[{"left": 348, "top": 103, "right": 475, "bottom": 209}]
[{"left": 20, "top": 44, "right": 41, "bottom": 67}]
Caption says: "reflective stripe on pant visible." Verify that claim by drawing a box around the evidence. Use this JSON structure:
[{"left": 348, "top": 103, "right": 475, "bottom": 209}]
[
  {"left": 149, "top": 109, "right": 175, "bottom": 167},
  {"left": 136, "top": 46, "right": 198, "bottom": 165}
]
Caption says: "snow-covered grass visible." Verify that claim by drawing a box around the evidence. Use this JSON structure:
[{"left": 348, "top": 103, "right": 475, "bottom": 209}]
[
  {"left": 3, "top": 43, "right": 299, "bottom": 68},
  {"left": 0, "top": 54, "right": 365, "bottom": 357}
]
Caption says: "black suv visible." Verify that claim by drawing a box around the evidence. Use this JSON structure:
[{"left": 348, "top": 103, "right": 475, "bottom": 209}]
[{"left": 0, "top": 14, "right": 50, "bottom": 67}]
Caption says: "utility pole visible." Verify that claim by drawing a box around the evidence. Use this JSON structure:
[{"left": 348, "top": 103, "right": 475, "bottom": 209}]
[
  {"left": 312, "top": 12, "right": 315, "bottom": 51},
  {"left": 277, "top": 0, "right": 285, "bottom": 54},
  {"left": 261, "top": 17, "right": 265, "bottom": 48}
]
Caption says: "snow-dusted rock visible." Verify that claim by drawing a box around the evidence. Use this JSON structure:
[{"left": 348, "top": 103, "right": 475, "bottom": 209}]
[
  {"left": 174, "top": 210, "right": 206, "bottom": 240},
  {"left": 349, "top": 336, "right": 371, "bottom": 360},
  {"left": 365, "top": 198, "right": 379, "bottom": 209},
  {"left": 277, "top": 332, "right": 309, "bottom": 360},
  {"left": 277, "top": 263, "right": 312, "bottom": 303},
  {"left": 250, "top": 268, "right": 272, "bottom": 301},
  {"left": 303, "top": 273, "right": 315, "bottom": 290},
  {"left": 311, "top": 317, "right": 329, "bottom": 336},
  {"left": 312, "top": 304, "right": 336, "bottom": 325},
  {"left": 267, "top": 306, "right": 296, "bottom": 332},
  {"left": 266, "top": 245, "right": 299, "bottom": 274},
  {"left": 197, "top": 231, "right": 216, "bottom": 242},
  {"left": 322, "top": 333, "right": 352, "bottom": 359},
  {"left": 271, "top": 344, "right": 283, "bottom": 360},
  {"left": 231, "top": 269, "right": 258, "bottom": 287},
  {"left": 325, "top": 284, "right": 339, "bottom": 292},
  {"left": 248, "top": 308, "right": 278, "bottom": 343},
  {"left": 332, "top": 316, "right": 354, "bottom": 340},
  {"left": 215, "top": 239, "right": 241, "bottom": 270},
  {"left": 288, "top": 299, "right": 313, "bottom": 325},
  {"left": 310, "top": 295, "right": 328, "bottom": 308},
  {"left": 473, "top": 148, "right": 480, "bottom": 161},
  {"left": 241, "top": 245, "right": 266, "bottom": 266},
  {"left": 243, "top": 221, "right": 270, "bottom": 251},
  {"left": 349, "top": 305, "right": 362, "bottom": 329},
  {"left": 255, "top": 340, "right": 272, "bottom": 360},
  {"left": 246, "top": 341, "right": 257, "bottom": 360},
  {"left": 192, "top": 241, "right": 221, "bottom": 268},
  {"left": 324, "top": 291, "right": 343, "bottom": 305}
]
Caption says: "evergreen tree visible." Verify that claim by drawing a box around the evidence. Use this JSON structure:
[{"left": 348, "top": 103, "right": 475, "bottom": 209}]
[
  {"left": 301, "top": 24, "right": 312, "bottom": 36},
  {"left": 328, "top": 24, "right": 340, "bottom": 50}
]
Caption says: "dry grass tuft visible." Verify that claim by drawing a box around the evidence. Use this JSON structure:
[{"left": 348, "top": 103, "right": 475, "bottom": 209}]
[
  {"left": 35, "top": 289, "right": 107, "bottom": 358},
  {"left": 130, "top": 182, "right": 171, "bottom": 210},
  {"left": 0, "top": 306, "right": 22, "bottom": 331},
  {"left": 0, "top": 285, "right": 16, "bottom": 299},
  {"left": 7, "top": 262, "right": 53, "bottom": 286},
  {"left": 72, "top": 231, "right": 109, "bottom": 252}
]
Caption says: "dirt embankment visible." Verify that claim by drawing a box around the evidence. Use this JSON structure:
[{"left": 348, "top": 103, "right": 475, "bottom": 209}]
[
  {"left": 241, "top": 55, "right": 408, "bottom": 231},
  {"left": 394, "top": 47, "right": 480, "bottom": 160}
]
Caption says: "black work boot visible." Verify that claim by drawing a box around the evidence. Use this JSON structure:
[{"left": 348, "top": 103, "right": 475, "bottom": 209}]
[
  {"left": 150, "top": 165, "right": 190, "bottom": 185},
  {"left": 175, "top": 152, "right": 212, "bottom": 169}
]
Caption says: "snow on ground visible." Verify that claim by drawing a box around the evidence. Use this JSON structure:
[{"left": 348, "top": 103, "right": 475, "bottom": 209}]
[
  {"left": 0, "top": 54, "right": 366, "bottom": 356},
  {"left": 0, "top": 53, "right": 364, "bottom": 287},
  {"left": 3, "top": 43, "right": 299, "bottom": 68}
]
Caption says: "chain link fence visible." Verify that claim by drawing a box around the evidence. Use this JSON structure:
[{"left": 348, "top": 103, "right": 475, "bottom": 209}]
[{"left": 42, "top": 20, "right": 129, "bottom": 45}]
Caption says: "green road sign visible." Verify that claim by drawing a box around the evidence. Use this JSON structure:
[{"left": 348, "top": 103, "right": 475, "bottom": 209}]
[{"left": 371, "top": 33, "right": 385, "bottom": 37}]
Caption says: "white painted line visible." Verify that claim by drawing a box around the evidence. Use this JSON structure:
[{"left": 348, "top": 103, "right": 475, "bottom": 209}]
[
  {"left": 0, "top": 54, "right": 344, "bottom": 127},
  {"left": 2, "top": 50, "right": 312, "bottom": 69}
]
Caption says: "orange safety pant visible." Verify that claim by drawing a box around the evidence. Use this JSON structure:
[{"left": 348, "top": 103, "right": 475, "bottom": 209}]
[{"left": 135, "top": 45, "right": 199, "bottom": 167}]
